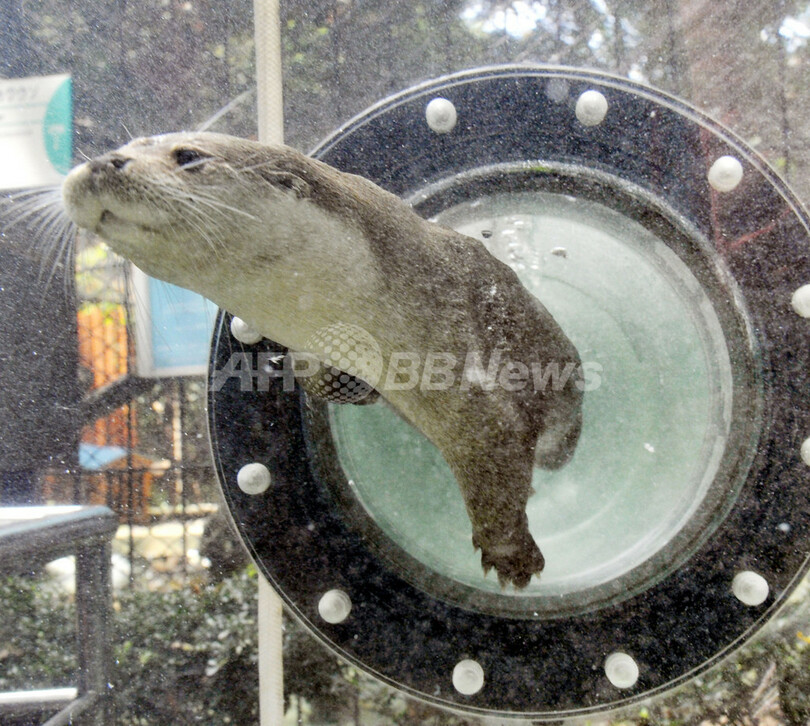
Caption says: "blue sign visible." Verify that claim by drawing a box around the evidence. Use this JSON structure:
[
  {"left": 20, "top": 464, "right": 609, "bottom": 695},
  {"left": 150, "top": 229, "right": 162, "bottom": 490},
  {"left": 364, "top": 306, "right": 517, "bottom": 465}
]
[{"left": 132, "top": 268, "right": 218, "bottom": 377}]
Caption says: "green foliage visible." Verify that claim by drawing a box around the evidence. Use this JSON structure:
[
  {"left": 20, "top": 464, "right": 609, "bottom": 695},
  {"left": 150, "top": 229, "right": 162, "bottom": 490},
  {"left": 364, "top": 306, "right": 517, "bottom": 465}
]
[
  {"left": 0, "top": 566, "right": 373, "bottom": 724},
  {"left": 111, "top": 567, "right": 260, "bottom": 725},
  {"left": 277, "top": 1, "right": 491, "bottom": 150},
  {"left": 4, "top": 567, "right": 810, "bottom": 724},
  {"left": 780, "top": 640, "right": 810, "bottom": 725},
  {"left": 0, "top": 570, "right": 260, "bottom": 725},
  {"left": 0, "top": 574, "right": 77, "bottom": 690},
  {"left": 4, "top": 0, "right": 257, "bottom": 154}
]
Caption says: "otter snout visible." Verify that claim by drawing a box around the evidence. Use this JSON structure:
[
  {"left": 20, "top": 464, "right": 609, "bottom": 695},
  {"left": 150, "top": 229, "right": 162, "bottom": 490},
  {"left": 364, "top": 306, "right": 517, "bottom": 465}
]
[
  {"left": 62, "top": 162, "right": 104, "bottom": 231},
  {"left": 87, "top": 152, "right": 131, "bottom": 174},
  {"left": 62, "top": 149, "right": 160, "bottom": 234}
]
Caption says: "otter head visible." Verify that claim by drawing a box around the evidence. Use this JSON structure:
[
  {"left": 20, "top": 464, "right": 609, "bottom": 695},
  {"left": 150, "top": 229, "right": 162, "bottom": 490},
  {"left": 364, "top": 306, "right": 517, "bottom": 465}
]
[{"left": 61, "top": 132, "right": 314, "bottom": 290}]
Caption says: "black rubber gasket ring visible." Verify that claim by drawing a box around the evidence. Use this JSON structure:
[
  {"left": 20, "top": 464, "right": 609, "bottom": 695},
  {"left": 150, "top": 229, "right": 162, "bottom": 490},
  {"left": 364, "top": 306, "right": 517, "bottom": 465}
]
[{"left": 209, "top": 66, "right": 810, "bottom": 719}]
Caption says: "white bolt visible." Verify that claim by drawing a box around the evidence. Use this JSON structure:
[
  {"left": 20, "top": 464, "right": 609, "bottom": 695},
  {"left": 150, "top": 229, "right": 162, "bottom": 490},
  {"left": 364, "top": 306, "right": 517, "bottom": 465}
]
[
  {"left": 318, "top": 589, "right": 352, "bottom": 624},
  {"left": 802, "top": 438, "right": 810, "bottom": 466},
  {"left": 604, "top": 652, "right": 639, "bottom": 689},
  {"left": 791, "top": 284, "right": 810, "bottom": 317},
  {"left": 236, "top": 462, "right": 271, "bottom": 495},
  {"left": 452, "top": 659, "right": 484, "bottom": 695},
  {"left": 230, "top": 316, "right": 263, "bottom": 344},
  {"left": 732, "top": 570, "right": 769, "bottom": 606},
  {"left": 575, "top": 90, "right": 608, "bottom": 126},
  {"left": 425, "top": 97, "right": 457, "bottom": 134},
  {"left": 708, "top": 155, "right": 744, "bottom": 192}
]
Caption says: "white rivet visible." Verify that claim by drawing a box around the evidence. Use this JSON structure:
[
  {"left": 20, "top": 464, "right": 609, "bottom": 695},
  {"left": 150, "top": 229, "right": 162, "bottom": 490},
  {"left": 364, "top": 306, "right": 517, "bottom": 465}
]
[
  {"left": 236, "top": 462, "right": 271, "bottom": 495},
  {"left": 791, "top": 284, "right": 810, "bottom": 317},
  {"left": 230, "top": 316, "right": 263, "bottom": 344},
  {"left": 318, "top": 589, "right": 352, "bottom": 624},
  {"left": 604, "top": 652, "right": 639, "bottom": 689},
  {"left": 575, "top": 90, "right": 608, "bottom": 126},
  {"left": 732, "top": 570, "right": 769, "bottom": 606},
  {"left": 708, "top": 155, "right": 744, "bottom": 192},
  {"left": 802, "top": 438, "right": 810, "bottom": 466},
  {"left": 425, "top": 97, "right": 457, "bottom": 134},
  {"left": 452, "top": 659, "right": 484, "bottom": 695}
]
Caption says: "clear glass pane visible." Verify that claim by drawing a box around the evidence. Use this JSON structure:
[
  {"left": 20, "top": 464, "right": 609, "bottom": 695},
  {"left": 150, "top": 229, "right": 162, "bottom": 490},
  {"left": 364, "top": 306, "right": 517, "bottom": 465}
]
[{"left": 3, "top": 1, "right": 810, "bottom": 723}]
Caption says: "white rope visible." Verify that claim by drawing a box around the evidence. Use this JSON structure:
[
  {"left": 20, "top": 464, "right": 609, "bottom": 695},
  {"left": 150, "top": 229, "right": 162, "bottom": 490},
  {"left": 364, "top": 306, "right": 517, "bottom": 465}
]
[{"left": 253, "top": 1, "right": 285, "bottom": 724}]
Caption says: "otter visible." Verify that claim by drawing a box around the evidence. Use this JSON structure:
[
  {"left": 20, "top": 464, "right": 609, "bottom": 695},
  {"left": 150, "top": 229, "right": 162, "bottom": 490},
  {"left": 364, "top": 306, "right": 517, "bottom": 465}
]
[{"left": 61, "top": 132, "right": 583, "bottom": 588}]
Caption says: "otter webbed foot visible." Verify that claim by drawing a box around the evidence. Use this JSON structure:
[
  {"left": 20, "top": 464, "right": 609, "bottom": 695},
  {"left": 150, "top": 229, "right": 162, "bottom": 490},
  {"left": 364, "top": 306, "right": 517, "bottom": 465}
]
[{"left": 473, "top": 523, "right": 545, "bottom": 589}]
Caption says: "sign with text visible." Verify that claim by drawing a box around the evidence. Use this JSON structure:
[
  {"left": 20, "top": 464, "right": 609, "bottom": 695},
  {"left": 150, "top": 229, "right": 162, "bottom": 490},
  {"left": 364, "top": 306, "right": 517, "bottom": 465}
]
[{"left": 0, "top": 74, "right": 72, "bottom": 190}]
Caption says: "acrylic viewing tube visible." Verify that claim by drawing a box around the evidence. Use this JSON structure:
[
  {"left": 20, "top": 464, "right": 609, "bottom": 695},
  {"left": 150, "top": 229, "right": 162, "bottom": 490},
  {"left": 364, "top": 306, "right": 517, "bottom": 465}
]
[
  {"left": 208, "top": 67, "right": 810, "bottom": 719},
  {"left": 329, "top": 176, "right": 745, "bottom": 616}
]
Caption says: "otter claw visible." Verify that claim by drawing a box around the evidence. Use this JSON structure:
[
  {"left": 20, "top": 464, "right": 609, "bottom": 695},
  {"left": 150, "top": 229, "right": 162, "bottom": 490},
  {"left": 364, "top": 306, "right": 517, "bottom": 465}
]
[{"left": 477, "top": 532, "right": 545, "bottom": 590}]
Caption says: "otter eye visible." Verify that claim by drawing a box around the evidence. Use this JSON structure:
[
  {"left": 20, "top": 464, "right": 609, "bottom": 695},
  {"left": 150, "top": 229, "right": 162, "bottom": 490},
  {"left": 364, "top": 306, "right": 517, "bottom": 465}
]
[{"left": 173, "top": 148, "right": 204, "bottom": 168}]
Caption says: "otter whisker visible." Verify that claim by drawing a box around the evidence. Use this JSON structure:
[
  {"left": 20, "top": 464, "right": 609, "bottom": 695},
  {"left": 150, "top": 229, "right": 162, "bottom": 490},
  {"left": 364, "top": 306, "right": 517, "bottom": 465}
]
[
  {"left": 170, "top": 192, "right": 229, "bottom": 234},
  {"left": 2, "top": 186, "right": 66, "bottom": 241},
  {"left": 41, "top": 222, "right": 77, "bottom": 292},
  {"left": 195, "top": 90, "right": 253, "bottom": 133},
  {"left": 27, "top": 208, "right": 76, "bottom": 278},
  {"left": 183, "top": 218, "right": 225, "bottom": 257},
  {"left": 3, "top": 187, "right": 62, "bottom": 223},
  {"left": 171, "top": 156, "right": 208, "bottom": 173},
  {"left": 171, "top": 200, "right": 228, "bottom": 257},
  {"left": 157, "top": 182, "right": 259, "bottom": 226},
  {"left": 236, "top": 159, "right": 285, "bottom": 175},
  {"left": 1, "top": 186, "right": 78, "bottom": 289},
  {"left": 140, "top": 193, "right": 225, "bottom": 255},
  {"left": 177, "top": 188, "right": 259, "bottom": 223}
]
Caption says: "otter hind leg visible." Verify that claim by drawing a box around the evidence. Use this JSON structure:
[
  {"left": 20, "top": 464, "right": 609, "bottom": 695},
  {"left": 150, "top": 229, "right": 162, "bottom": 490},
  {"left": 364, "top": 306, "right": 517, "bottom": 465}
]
[{"left": 445, "top": 440, "right": 544, "bottom": 589}]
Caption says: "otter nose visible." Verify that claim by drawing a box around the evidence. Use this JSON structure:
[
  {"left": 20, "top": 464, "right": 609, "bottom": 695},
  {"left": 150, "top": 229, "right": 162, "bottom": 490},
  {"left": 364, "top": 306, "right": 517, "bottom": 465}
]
[{"left": 88, "top": 153, "right": 130, "bottom": 173}]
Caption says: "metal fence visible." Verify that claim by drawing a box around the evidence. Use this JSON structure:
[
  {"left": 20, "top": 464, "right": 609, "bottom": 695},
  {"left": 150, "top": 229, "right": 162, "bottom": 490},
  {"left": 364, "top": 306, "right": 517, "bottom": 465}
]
[{"left": 34, "top": 233, "right": 221, "bottom": 589}]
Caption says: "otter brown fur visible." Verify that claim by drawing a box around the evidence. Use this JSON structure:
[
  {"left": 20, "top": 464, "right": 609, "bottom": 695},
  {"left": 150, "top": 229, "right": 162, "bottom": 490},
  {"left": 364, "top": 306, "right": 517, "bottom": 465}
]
[{"left": 61, "top": 132, "right": 583, "bottom": 588}]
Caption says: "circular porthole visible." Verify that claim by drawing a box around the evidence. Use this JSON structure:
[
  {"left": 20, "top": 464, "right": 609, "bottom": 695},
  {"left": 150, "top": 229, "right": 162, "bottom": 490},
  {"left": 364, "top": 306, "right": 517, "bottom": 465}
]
[{"left": 209, "top": 67, "right": 810, "bottom": 718}]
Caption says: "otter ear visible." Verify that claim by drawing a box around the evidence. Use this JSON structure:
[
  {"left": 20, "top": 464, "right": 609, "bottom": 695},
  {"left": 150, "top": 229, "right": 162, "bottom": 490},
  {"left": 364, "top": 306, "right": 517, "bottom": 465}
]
[{"left": 260, "top": 170, "right": 311, "bottom": 199}]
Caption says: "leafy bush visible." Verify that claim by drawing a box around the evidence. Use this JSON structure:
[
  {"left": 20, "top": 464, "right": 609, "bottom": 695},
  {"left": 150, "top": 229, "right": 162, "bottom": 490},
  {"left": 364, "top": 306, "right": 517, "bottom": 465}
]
[
  {"left": 1, "top": 565, "right": 376, "bottom": 724},
  {"left": 0, "top": 574, "right": 77, "bottom": 691},
  {"left": 111, "top": 567, "right": 260, "bottom": 725},
  {"left": 0, "top": 569, "right": 260, "bottom": 725}
]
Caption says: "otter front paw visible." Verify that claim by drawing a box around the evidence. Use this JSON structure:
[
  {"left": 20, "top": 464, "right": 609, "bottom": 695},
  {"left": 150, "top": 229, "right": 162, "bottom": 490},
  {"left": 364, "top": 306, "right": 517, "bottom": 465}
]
[{"left": 473, "top": 528, "right": 545, "bottom": 589}]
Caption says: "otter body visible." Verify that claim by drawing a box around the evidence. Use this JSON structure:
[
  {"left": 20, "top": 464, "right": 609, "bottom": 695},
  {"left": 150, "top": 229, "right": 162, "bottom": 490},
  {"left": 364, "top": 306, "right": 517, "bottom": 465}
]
[{"left": 62, "top": 132, "right": 583, "bottom": 588}]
